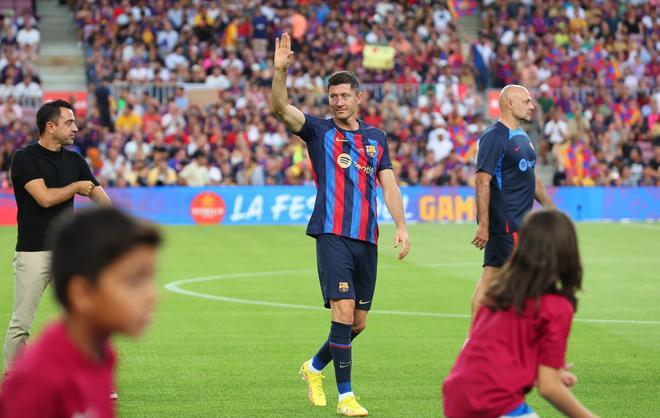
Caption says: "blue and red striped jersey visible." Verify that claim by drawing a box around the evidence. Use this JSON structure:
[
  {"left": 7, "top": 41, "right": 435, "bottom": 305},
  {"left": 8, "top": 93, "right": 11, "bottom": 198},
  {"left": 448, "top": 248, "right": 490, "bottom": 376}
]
[{"left": 295, "top": 114, "right": 393, "bottom": 245}]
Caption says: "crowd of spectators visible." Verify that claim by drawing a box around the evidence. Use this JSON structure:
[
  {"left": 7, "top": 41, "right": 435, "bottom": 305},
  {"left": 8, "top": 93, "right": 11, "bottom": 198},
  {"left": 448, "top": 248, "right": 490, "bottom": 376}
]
[
  {"left": 0, "top": 8, "right": 43, "bottom": 187},
  {"left": 474, "top": 0, "right": 659, "bottom": 185},
  {"left": 0, "top": 0, "right": 657, "bottom": 189},
  {"left": 73, "top": 0, "right": 485, "bottom": 188},
  {"left": 0, "top": 8, "right": 43, "bottom": 104}
]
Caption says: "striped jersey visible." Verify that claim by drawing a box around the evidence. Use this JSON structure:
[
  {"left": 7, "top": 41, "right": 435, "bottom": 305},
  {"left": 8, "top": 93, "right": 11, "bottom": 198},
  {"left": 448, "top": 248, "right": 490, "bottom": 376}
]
[{"left": 295, "top": 114, "right": 393, "bottom": 245}]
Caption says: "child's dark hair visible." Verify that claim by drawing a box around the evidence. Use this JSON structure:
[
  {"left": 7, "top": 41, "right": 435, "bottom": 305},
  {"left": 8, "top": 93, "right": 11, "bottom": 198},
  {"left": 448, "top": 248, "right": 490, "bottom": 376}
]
[
  {"left": 49, "top": 207, "right": 162, "bottom": 309},
  {"left": 36, "top": 99, "right": 74, "bottom": 135},
  {"left": 486, "top": 210, "right": 582, "bottom": 314},
  {"left": 327, "top": 71, "right": 360, "bottom": 93}
]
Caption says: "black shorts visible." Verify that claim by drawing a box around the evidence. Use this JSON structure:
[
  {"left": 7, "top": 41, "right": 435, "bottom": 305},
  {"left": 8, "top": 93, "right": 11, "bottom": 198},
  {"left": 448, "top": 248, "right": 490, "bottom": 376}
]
[
  {"left": 483, "top": 231, "right": 519, "bottom": 268},
  {"left": 316, "top": 233, "right": 377, "bottom": 311}
]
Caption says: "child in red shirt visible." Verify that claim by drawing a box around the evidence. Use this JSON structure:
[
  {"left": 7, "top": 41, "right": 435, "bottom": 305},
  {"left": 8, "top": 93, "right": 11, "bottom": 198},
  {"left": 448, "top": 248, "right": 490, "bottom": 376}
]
[
  {"left": 443, "top": 210, "right": 598, "bottom": 418},
  {"left": 0, "top": 207, "right": 161, "bottom": 418}
]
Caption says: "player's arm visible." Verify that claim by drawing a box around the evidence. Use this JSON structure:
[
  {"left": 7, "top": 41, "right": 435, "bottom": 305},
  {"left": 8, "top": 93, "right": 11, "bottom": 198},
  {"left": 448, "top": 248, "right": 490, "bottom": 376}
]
[
  {"left": 537, "top": 365, "right": 598, "bottom": 418},
  {"left": 471, "top": 171, "right": 491, "bottom": 250},
  {"left": 270, "top": 32, "right": 305, "bottom": 133},
  {"left": 24, "top": 179, "right": 94, "bottom": 208},
  {"left": 76, "top": 153, "right": 111, "bottom": 206},
  {"left": 472, "top": 133, "right": 502, "bottom": 250},
  {"left": 12, "top": 151, "right": 92, "bottom": 208},
  {"left": 89, "top": 185, "right": 112, "bottom": 206},
  {"left": 378, "top": 168, "right": 410, "bottom": 260},
  {"left": 535, "top": 173, "right": 555, "bottom": 208}
]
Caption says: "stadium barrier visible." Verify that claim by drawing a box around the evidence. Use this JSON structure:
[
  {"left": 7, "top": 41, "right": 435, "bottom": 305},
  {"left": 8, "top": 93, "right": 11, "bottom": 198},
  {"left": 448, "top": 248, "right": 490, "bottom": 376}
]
[
  {"left": 111, "top": 81, "right": 178, "bottom": 104},
  {"left": 0, "top": 186, "right": 657, "bottom": 226},
  {"left": 16, "top": 94, "right": 42, "bottom": 108}
]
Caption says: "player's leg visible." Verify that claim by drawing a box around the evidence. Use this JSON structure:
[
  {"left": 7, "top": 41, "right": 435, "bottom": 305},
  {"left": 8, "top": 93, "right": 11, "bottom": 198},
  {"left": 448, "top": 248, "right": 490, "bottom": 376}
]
[
  {"left": 470, "top": 233, "right": 516, "bottom": 324},
  {"left": 329, "top": 308, "right": 368, "bottom": 415},
  {"left": 304, "top": 304, "right": 365, "bottom": 390},
  {"left": 327, "top": 247, "right": 358, "bottom": 404},
  {"left": 329, "top": 297, "right": 356, "bottom": 397},
  {"left": 4, "top": 251, "right": 51, "bottom": 369},
  {"left": 308, "top": 307, "right": 365, "bottom": 375},
  {"left": 300, "top": 234, "right": 354, "bottom": 407},
  {"left": 351, "top": 239, "right": 377, "bottom": 336},
  {"left": 352, "top": 309, "right": 368, "bottom": 337},
  {"left": 470, "top": 266, "right": 500, "bottom": 321},
  {"left": 334, "top": 240, "right": 377, "bottom": 416},
  {"left": 331, "top": 299, "right": 369, "bottom": 417}
]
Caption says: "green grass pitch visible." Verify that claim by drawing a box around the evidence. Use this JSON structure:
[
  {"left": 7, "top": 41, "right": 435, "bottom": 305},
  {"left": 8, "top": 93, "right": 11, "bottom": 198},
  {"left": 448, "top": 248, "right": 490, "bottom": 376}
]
[{"left": 0, "top": 223, "right": 658, "bottom": 417}]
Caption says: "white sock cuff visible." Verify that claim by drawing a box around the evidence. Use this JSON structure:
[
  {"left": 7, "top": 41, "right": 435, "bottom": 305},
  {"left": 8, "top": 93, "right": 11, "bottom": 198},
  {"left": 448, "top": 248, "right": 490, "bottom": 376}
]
[
  {"left": 338, "top": 391, "right": 354, "bottom": 401},
  {"left": 307, "top": 359, "right": 322, "bottom": 373}
]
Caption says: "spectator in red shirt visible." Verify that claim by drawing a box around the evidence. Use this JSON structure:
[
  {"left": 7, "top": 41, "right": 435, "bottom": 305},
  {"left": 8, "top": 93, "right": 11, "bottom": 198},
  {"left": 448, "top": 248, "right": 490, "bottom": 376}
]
[
  {"left": 363, "top": 104, "right": 383, "bottom": 129},
  {"left": 443, "top": 210, "right": 597, "bottom": 418},
  {"left": 0, "top": 207, "right": 161, "bottom": 418}
]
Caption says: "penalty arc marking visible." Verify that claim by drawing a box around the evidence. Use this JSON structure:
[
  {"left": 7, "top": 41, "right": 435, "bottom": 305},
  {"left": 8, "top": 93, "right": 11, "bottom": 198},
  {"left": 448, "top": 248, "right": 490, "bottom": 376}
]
[{"left": 163, "top": 269, "right": 660, "bottom": 326}]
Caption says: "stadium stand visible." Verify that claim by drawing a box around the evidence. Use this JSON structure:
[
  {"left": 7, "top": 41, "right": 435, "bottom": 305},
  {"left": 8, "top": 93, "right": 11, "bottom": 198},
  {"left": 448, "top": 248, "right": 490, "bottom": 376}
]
[
  {"left": 0, "top": 0, "right": 41, "bottom": 187},
  {"left": 0, "top": 0, "right": 657, "bottom": 188}
]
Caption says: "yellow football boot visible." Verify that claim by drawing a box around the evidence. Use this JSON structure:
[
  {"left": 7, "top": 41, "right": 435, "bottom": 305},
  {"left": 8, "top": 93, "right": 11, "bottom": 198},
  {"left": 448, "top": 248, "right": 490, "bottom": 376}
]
[{"left": 299, "top": 360, "right": 327, "bottom": 407}]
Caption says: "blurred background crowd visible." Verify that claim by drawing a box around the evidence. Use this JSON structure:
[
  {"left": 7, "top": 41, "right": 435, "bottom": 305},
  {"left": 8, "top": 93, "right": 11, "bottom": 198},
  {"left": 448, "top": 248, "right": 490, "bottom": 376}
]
[{"left": 0, "top": 0, "right": 657, "bottom": 188}]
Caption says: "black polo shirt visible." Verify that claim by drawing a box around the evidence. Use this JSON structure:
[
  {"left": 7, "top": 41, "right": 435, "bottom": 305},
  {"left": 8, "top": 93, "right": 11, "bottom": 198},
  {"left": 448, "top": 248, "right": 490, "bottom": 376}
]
[{"left": 10, "top": 143, "right": 99, "bottom": 251}]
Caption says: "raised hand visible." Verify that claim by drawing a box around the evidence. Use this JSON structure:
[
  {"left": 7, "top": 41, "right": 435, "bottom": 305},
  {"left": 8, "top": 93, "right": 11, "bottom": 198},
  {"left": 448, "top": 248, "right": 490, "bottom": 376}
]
[{"left": 274, "top": 32, "right": 294, "bottom": 71}]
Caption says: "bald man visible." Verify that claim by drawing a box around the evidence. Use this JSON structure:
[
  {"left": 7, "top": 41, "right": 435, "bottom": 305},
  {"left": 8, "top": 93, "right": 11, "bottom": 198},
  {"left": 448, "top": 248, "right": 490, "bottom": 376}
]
[{"left": 469, "top": 85, "right": 554, "bottom": 322}]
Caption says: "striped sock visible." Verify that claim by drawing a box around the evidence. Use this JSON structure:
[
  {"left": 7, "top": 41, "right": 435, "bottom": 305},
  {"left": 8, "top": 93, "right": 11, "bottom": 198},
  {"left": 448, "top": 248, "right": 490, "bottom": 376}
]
[
  {"left": 329, "top": 321, "right": 353, "bottom": 395},
  {"left": 310, "top": 329, "right": 362, "bottom": 372}
]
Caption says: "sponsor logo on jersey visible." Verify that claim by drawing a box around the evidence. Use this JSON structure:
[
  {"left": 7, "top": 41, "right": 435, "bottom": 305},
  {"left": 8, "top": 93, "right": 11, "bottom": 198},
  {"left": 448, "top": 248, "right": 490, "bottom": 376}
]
[
  {"left": 518, "top": 158, "right": 536, "bottom": 171},
  {"left": 337, "top": 153, "right": 352, "bottom": 169},
  {"left": 337, "top": 152, "right": 375, "bottom": 174}
]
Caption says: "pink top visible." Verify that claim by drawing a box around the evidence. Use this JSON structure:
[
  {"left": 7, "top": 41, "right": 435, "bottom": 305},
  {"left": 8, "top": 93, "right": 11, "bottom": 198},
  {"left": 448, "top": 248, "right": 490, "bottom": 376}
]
[
  {"left": 443, "top": 294, "right": 573, "bottom": 418},
  {"left": 0, "top": 320, "right": 116, "bottom": 418}
]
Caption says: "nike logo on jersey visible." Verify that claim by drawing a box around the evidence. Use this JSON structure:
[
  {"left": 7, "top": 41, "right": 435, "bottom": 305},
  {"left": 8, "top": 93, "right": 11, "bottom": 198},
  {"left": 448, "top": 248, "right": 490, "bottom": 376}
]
[
  {"left": 335, "top": 137, "right": 348, "bottom": 142},
  {"left": 514, "top": 146, "right": 521, "bottom": 151}
]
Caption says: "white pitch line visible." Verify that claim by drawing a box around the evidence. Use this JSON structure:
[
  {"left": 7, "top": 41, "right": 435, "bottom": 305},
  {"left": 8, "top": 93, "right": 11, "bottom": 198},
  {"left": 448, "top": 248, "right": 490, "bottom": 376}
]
[
  {"left": 618, "top": 223, "right": 660, "bottom": 232},
  {"left": 163, "top": 270, "right": 660, "bottom": 326}
]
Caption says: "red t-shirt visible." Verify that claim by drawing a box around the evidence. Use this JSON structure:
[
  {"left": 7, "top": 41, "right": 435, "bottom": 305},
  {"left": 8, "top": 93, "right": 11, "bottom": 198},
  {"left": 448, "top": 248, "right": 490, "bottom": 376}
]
[
  {"left": 0, "top": 321, "right": 116, "bottom": 418},
  {"left": 443, "top": 294, "right": 574, "bottom": 418}
]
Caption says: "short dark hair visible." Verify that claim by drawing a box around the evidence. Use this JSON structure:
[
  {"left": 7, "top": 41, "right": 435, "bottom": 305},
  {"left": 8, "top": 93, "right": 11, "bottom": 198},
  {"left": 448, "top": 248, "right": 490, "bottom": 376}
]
[
  {"left": 49, "top": 207, "right": 162, "bottom": 310},
  {"left": 36, "top": 99, "right": 74, "bottom": 135},
  {"left": 327, "top": 71, "right": 360, "bottom": 93},
  {"left": 486, "top": 210, "right": 582, "bottom": 314}
]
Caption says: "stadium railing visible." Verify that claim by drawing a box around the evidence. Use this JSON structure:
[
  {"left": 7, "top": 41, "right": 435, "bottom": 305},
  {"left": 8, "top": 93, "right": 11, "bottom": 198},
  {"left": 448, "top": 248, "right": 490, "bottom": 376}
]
[{"left": 111, "top": 81, "right": 178, "bottom": 105}]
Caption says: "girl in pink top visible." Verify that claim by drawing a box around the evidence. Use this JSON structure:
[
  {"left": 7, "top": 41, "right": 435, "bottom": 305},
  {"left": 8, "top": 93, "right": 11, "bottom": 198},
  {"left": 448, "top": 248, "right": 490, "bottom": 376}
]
[{"left": 443, "top": 210, "right": 598, "bottom": 418}]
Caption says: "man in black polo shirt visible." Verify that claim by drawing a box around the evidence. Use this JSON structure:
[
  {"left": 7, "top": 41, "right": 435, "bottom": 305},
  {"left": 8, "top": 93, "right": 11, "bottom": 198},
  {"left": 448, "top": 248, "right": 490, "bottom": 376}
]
[
  {"left": 470, "top": 85, "right": 555, "bottom": 323},
  {"left": 4, "top": 99, "right": 111, "bottom": 369}
]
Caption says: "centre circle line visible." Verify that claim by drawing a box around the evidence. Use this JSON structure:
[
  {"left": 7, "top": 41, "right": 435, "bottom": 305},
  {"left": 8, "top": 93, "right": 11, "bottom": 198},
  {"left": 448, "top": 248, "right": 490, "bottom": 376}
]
[{"left": 163, "top": 269, "right": 660, "bottom": 325}]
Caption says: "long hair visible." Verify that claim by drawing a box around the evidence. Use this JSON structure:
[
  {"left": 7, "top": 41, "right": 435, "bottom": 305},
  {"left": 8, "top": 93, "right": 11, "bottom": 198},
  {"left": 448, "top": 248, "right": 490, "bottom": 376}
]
[{"left": 485, "top": 210, "right": 582, "bottom": 314}]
